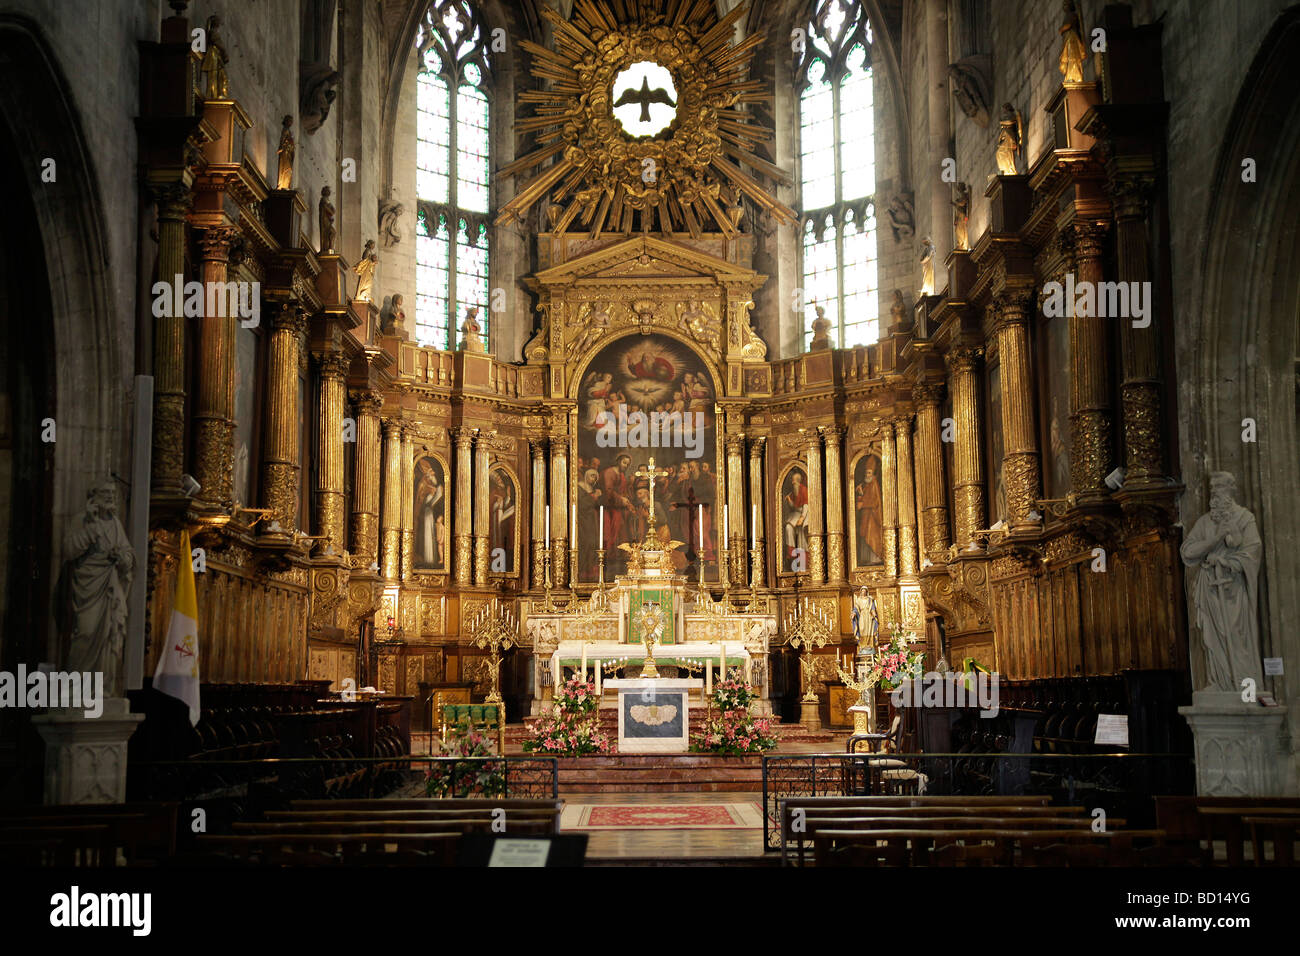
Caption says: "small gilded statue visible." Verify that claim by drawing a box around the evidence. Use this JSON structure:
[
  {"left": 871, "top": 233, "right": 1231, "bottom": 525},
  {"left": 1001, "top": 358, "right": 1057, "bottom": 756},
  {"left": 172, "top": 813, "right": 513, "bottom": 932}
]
[
  {"left": 952, "top": 181, "right": 971, "bottom": 251},
  {"left": 461, "top": 305, "right": 486, "bottom": 352},
  {"left": 995, "top": 102, "right": 1023, "bottom": 176},
  {"left": 808, "top": 302, "right": 832, "bottom": 351},
  {"left": 919, "top": 236, "right": 935, "bottom": 295},
  {"left": 200, "top": 15, "right": 229, "bottom": 99},
  {"left": 353, "top": 239, "right": 377, "bottom": 302},
  {"left": 318, "top": 186, "right": 336, "bottom": 254},
  {"left": 276, "top": 115, "right": 295, "bottom": 190},
  {"left": 1059, "top": 0, "right": 1088, "bottom": 84}
]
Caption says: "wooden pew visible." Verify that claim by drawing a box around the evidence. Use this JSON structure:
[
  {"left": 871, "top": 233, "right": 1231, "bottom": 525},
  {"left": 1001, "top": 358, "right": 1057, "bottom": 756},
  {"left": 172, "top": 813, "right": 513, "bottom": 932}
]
[
  {"left": 0, "top": 803, "right": 178, "bottom": 863},
  {"left": 268, "top": 808, "right": 559, "bottom": 833},
  {"left": 240, "top": 817, "right": 555, "bottom": 836},
  {"left": 193, "top": 832, "right": 459, "bottom": 866},
  {"left": 1244, "top": 815, "right": 1300, "bottom": 866},
  {"left": 285, "top": 798, "right": 563, "bottom": 832},
  {"left": 1155, "top": 796, "right": 1300, "bottom": 865},
  {"left": 0, "top": 825, "right": 112, "bottom": 867}
]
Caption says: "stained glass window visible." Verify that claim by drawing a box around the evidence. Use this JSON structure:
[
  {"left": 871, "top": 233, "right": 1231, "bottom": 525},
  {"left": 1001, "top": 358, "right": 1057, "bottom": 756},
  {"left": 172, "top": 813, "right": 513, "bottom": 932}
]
[
  {"left": 415, "top": 1, "right": 491, "bottom": 350},
  {"left": 800, "top": 1, "right": 878, "bottom": 349}
]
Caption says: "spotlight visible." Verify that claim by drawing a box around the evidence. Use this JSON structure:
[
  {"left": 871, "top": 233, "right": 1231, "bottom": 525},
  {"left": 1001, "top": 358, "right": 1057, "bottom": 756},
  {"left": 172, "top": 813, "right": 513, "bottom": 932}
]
[{"left": 180, "top": 473, "right": 201, "bottom": 498}]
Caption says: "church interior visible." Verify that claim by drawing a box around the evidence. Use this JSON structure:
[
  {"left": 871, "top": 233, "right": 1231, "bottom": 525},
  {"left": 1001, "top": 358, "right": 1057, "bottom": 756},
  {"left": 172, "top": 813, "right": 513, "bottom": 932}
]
[{"left": 1, "top": 0, "right": 1299, "bottom": 891}]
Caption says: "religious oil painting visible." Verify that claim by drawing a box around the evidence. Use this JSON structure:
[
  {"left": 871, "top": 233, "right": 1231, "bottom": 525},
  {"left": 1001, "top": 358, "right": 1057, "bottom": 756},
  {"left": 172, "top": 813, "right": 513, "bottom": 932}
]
[
  {"left": 488, "top": 465, "right": 517, "bottom": 575},
  {"left": 576, "top": 332, "right": 718, "bottom": 582},
  {"left": 850, "top": 452, "right": 884, "bottom": 567},
  {"left": 779, "top": 464, "right": 811, "bottom": 575},
  {"left": 413, "top": 454, "right": 449, "bottom": 571}
]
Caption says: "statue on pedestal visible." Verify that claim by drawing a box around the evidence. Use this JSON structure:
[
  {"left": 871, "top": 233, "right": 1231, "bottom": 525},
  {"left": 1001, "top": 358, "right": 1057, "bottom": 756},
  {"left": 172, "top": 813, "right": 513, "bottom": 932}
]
[
  {"left": 56, "top": 482, "right": 134, "bottom": 698},
  {"left": 276, "top": 115, "right": 295, "bottom": 190},
  {"left": 890, "top": 289, "right": 908, "bottom": 330},
  {"left": 995, "top": 103, "right": 1023, "bottom": 176},
  {"left": 808, "top": 302, "right": 832, "bottom": 351},
  {"left": 919, "top": 236, "right": 935, "bottom": 295},
  {"left": 380, "top": 293, "right": 406, "bottom": 335},
  {"left": 1059, "top": 0, "right": 1088, "bottom": 84},
  {"left": 200, "top": 15, "right": 229, "bottom": 99},
  {"left": 1180, "top": 472, "right": 1263, "bottom": 693},
  {"left": 353, "top": 239, "right": 377, "bottom": 302},
  {"left": 952, "top": 182, "right": 971, "bottom": 251},
  {"left": 461, "top": 305, "right": 486, "bottom": 352},
  {"left": 318, "top": 186, "right": 336, "bottom": 254}
]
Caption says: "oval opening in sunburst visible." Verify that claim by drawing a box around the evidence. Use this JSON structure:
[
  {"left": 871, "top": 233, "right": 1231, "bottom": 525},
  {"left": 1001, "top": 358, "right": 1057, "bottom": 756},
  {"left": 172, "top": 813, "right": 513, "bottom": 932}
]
[{"left": 611, "top": 61, "right": 678, "bottom": 138}]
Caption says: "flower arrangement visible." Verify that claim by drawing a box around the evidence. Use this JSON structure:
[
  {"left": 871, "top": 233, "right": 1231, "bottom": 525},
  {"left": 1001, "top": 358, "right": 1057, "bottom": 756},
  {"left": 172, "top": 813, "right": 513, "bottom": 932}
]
[
  {"left": 867, "top": 636, "right": 925, "bottom": 690},
  {"left": 425, "top": 730, "right": 506, "bottom": 797},
  {"left": 711, "top": 678, "right": 758, "bottom": 713},
  {"left": 553, "top": 676, "right": 600, "bottom": 716},
  {"left": 691, "top": 680, "right": 778, "bottom": 755},
  {"left": 522, "top": 676, "right": 612, "bottom": 756}
]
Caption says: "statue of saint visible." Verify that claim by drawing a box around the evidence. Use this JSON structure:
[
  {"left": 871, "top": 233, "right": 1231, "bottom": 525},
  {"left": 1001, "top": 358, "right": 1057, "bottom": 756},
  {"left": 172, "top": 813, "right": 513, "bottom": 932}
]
[
  {"left": 952, "top": 182, "right": 971, "bottom": 251},
  {"left": 200, "top": 15, "right": 229, "bottom": 99},
  {"left": 1179, "top": 472, "right": 1263, "bottom": 693},
  {"left": 461, "top": 305, "right": 486, "bottom": 352},
  {"left": 353, "top": 239, "right": 377, "bottom": 302},
  {"left": 808, "top": 302, "right": 832, "bottom": 351},
  {"left": 919, "top": 236, "right": 935, "bottom": 295},
  {"left": 318, "top": 186, "right": 335, "bottom": 254},
  {"left": 995, "top": 103, "right": 1023, "bottom": 176},
  {"left": 379, "top": 199, "right": 405, "bottom": 248},
  {"left": 380, "top": 293, "right": 406, "bottom": 335},
  {"left": 56, "top": 482, "right": 134, "bottom": 698},
  {"left": 275, "top": 115, "right": 294, "bottom": 190},
  {"left": 890, "top": 289, "right": 907, "bottom": 330},
  {"left": 1059, "top": 0, "right": 1088, "bottom": 84}
]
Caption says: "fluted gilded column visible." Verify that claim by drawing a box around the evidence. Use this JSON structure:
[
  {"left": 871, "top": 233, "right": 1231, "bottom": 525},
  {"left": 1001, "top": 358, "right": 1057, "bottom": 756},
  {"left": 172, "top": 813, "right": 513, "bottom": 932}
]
[
  {"left": 894, "top": 415, "right": 918, "bottom": 577},
  {"left": 913, "top": 382, "right": 951, "bottom": 561},
  {"left": 529, "top": 437, "right": 546, "bottom": 588},
  {"left": 453, "top": 427, "right": 475, "bottom": 587},
  {"left": 400, "top": 427, "right": 414, "bottom": 579},
  {"left": 823, "top": 425, "right": 846, "bottom": 583},
  {"left": 548, "top": 434, "right": 569, "bottom": 587},
  {"left": 193, "top": 225, "right": 239, "bottom": 510},
  {"left": 993, "top": 290, "right": 1043, "bottom": 531},
  {"left": 474, "top": 430, "right": 492, "bottom": 585},
  {"left": 150, "top": 182, "right": 191, "bottom": 497},
  {"left": 1112, "top": 177, "right": 1167, "bottom": 487},
  {"left": 747, "top": 437, "right": 766, "bottom": 586},
  {"left": 1068, "top": 222, "right": 1115, "bottom": 503},
  {"left": 804, "top": 429, "right": 826, "bottom": 583},
  {"left": 725, "top": 433, "right": 746, "bottom": 584},
  {"left": 313, "top": 351, "right": 347, "bottom": 549},
  {"left": 879, "top": 421, "right": 899, "bottom": 578},
  {"left": 946, "top": 346, "right": 986, "bottom": 548},
  {"left": 350, "top": 392, "right": 383, "bottom": 564},
  {"left": 380, "top": 418, "right": 403, "bottom": 580},
  {"left": 261, "top": 304, "right": 306, "bottom": 531}
]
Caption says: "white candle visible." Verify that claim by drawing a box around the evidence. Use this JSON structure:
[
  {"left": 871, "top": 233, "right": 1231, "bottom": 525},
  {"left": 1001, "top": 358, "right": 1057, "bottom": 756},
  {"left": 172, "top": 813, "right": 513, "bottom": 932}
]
[
  {"left": 723, "top": 505, "right": 729, "bottom": 540},
  {"left": 719, "top": 643, "right": 726, "bottom": 680},
  {"left": 581, "top": 644, "right": 587, "bottom": 680},
  {"left": 751, "top": 504, "right": 757, "bottom": 550},
  {"left": 545, "top": 504, "right": 550, "bottom": 545},
  {"left": 598, "top": 506, "right": 604, "bottom": 549},
  {"left": 571, "top": 504, "right": 576, "bottom": 543},
  {"left": 595, "top": 661, "right": 602, "bottom": 694},
  {"left": 698, "top": 504, "right": 704, "bottom": 551},
  {"left": 706, "top": 661, "right": 712, "bottom": 695}
]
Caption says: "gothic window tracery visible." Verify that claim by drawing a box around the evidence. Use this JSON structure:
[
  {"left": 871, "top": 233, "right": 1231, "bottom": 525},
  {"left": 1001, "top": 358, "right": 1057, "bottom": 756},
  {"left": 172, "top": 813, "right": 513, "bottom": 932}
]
[{"left": 799, "top": 0, "right": 878, "bottom": 350}]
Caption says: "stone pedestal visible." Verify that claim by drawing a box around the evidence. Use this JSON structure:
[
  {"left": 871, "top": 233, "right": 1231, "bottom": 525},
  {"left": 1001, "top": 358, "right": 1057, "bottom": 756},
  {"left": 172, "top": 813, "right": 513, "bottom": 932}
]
[
  {"left": 31, "top": 698, "right": 144, "bottom": 805},
  {"left": 800, "top": 698, "right": 822, "bottom": 732},
  {"left": 1179, "top": 693, "right": 1290, "bottom": 796}
]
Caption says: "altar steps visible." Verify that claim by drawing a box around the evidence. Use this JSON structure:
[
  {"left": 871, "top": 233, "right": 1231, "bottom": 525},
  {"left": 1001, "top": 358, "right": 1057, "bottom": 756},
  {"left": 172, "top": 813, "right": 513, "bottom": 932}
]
[
  {"left": 503, "top": 715, "right": 838, "bottom": 750},
  {"left": 553, "top": 754, "right": 768, "bottom": 792}
]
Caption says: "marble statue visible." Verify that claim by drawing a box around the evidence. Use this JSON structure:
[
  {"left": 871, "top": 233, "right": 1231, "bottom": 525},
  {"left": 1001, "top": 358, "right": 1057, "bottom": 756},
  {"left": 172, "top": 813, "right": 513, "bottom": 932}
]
[
  {"left": 318, "top": 186, "right": 335, "bottom": 254},
  {"left": 380, "top": 293, "right": 406, "bottom": 335},
  {"left": 995, "top": 103, "right": 1023, "bottom": 176},
  {"left": 952, "top": 181, "right": 971, "bottom": 251},
  {"left": 353, "top": 239, "right": 377, "bottom": 302},
  {"left": 200, "top": 15, "right": 229, "bottom": 99},
  {"left": 886, "top": 191, "right": 915, "bottom": 242},
  {"left": 461, "top": 306, "right": 486, "bottom": 352},
  {"left": 300, "top": 65, "right": 341, "bottom": 135},
  {"left": 948, "top": 55, "right": 992, "bottom": 128},
  {"left": 808, "top": 302, "right": 832, "bottom": 351},
  {"left": 57, "top": 482, "right": 134, "bottom": 698},
  {"left": 1180, "top": 472, "right": 1263, "bottom": 693},
  {"left": 275, "top": 115, "right": 295, "bottom": 190},
  {"left": 1059, "top": 0, "right": 1088, "bottom": 84},
  {"left": 379, "top": 198, "right": 405, "bottom": 248},
  {"left": 919, "top": 236, "right": 935, "bottom": 294}
]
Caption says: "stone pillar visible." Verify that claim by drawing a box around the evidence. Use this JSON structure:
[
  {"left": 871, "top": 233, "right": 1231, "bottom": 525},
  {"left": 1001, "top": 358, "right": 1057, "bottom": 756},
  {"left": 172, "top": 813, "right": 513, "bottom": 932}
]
[
  {"left": 894, "top": 415, "right": 918, "bottom": 578},
  {"left": 474, "top": 430, "right": 492, "bottom": 585},
  {"left": 150, "top": 182, "right": 191, "bottom": 497},
  {"left": 548, "top": 434, "right": 569, "bottom": 587},
  {"left": 725, "top": 433, "right": 746, "bottom": 585},
  {"left": 747, "top": 437, "right": 766, "bottom": 587},
  {"left": 913, "top": 382, "right": 951, "bottom": 561},
  {"left": 1068, "top": 222, "right": 1115, "bottom": 503},
  {"left": 453, "top": 427, "right": 475, "bottom": 587},
  {"left": 380, "top": 418, "right": 403, "bottom": 580},
  {"left": 823, "top": 425, "right": 846, "bottom": 583},
  {"left": 805, "top": 429, "right": 826, "bottom": 583},
  {"left": 33, "top": 700, "right": 144, "bottom": 805},
  {"left": 879, "top": 421, "right": 899, "bottom": 578},
  {"left": 946, "top": 346, "right": 986, "bottom": 548},
  {"left": 529, "top": 437, "right": 546, "bottom": 588},
  {"left": 400, "top": 427, "right": 414, "bottom": 580},
  {"left": 193, "top": 225, "right": 239, "bottom": 510},
  {"left": 349, "top": 392, "right": 383, "bottom": 564},
  {"left": 1112, "top": 178, "right": 1168, "bottom": 488},
  {"left": 313, "top": 351, "right": 347, "bottom": 550},
  {"left": 993, "top": 291, "right": 1043, "bottom": 532},
  {"left": 261, "top": 304, "right": 305, "bottom": 531}
]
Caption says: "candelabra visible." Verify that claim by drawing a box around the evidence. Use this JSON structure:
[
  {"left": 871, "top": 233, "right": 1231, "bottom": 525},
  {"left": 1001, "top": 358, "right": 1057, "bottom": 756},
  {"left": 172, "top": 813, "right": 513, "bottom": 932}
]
[
  {"left": 540, "top": 547, "right": 556, "bottom": 612},
  {"left": 569, "top": 544, "right": 578, "bottom": 592},
  {"left": 590, "top": 547, "right": 613, "bottom": 612},
  {"left": 719, "top": 548, "right": 732, "bottom": 611},
  {"left": 785, "top": 595, "right": 834, "bottom": 703},
  {"left": 469, "top": 597, "right": 518, "bottom": 707},
  {"left": 748, "top": 547, "right": 761, "bottom": 611}
]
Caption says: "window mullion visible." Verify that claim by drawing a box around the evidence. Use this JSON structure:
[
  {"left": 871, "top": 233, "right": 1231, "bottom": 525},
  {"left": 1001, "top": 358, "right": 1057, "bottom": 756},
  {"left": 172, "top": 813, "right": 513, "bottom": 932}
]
[
  {"left": 447, "top": 70, "right": 459, "bottom": 350},
  {"left": 832, "top": 79, "right": 846, "bottom": 350}
]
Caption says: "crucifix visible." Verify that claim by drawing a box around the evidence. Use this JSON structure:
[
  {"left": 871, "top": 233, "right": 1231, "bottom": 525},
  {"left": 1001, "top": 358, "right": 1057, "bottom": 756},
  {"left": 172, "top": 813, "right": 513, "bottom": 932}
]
[{"left": 633, "top": 457, "right": 671, "bottom": 528}]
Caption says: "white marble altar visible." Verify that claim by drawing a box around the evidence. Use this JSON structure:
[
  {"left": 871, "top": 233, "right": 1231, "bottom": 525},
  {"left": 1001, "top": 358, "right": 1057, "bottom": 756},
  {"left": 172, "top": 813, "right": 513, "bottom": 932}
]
[{"left": 607, "top": 678, "right": 700, "bottom": 753}]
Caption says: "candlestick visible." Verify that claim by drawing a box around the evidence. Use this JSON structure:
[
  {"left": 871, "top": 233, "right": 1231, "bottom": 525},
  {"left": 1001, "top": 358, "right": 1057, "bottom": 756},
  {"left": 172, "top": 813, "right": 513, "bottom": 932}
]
[
  {"left": 581, "top": 644, "right": 587, "bottom": 681},
  {"left": 598, "top": 505, "right": 604, "bottom": 549},
  {"left": 723, "top": 504, "right": 729, "bottom": 540},
  {"left": 571, "top": 504, "right": 576, "bottom": 542},
  {"left": 545, "top": 504, "right": 550, "bottom": 546},
  {"left": 751, "top": 504, "right": 757, "bottom": 550},
  {"left": 719, "top": 642, "right": 726, "bottom": 682}
]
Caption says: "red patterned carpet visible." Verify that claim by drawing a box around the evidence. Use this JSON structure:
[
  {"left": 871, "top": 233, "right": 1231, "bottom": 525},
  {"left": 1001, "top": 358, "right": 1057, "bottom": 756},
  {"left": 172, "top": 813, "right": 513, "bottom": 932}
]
[{"left": 562, "top": 802, "right": 764, "bottom": 830}]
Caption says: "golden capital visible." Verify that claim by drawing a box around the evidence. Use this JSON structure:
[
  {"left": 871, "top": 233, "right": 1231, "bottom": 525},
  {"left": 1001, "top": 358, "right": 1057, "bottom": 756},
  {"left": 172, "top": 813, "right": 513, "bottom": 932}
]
[
  {"left": 991, "top": 289, "right": 1034, "bottom": 329},
  {"left": 199, "top": 224, "right": 240, "bottom": 261},
  {"left": 912, "top": 381, "right": 945, "bottom": 409},
  {"left": 1070, "top": 220, "right": 1110, "bottom": 261},
  {"left": 272, "top": 303, "right": 307, "bottom": 334},
  {"left": 350, "top": 390, "right": 383, "bottom": 415},
  {"left": 150, "top": 181, "right": 193, "bottom": 220},
  {"left": 945, "top": 345, "right": 984, "bottom": 374},
  {"left": 314, "top": 350, "right": 347, "bottom": 379}
]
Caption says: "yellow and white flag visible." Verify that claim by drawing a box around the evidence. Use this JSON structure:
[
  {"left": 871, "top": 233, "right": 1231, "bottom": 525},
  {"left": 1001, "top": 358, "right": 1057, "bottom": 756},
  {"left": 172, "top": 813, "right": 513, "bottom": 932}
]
[{"left": 153, "top": 529, "right": 201, "bottom": 724}]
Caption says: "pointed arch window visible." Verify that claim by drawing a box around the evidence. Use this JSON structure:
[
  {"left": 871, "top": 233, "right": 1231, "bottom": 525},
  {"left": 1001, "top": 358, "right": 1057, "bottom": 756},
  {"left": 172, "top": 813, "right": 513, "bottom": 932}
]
[
  {"left": 415, "top": 1, "right": 491, "bottom": 349},
  {"left": 799, "top": 0, "right": 878, "bottom": 349}
]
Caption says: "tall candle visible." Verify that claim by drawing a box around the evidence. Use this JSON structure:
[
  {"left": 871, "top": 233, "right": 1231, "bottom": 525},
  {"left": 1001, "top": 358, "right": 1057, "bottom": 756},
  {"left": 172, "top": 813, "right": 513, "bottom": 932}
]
[
  {"left": 581, "top": 645, "right": 587, "bottom": 680},
  {"left": 595, "top": 661, "right": 602, "bottom": 694},
  {"left": 545, "top": 504, "right": 550, "bottom": 545},
  {"left": 598, "top": 506, "right": 604, "bottom": 549},
  {"left": 751, "top": 504, "right": 757, "bottom": 550},
  {"left": 706, "top": 661, "right": 712, "bottom": 695},
  {"left": 723, "top": 505, "right": 729, "bottom": 540},
  {"left": 571, "top": 504, "right": 576, "bottom": 543},
  {"left": 719, "top": 642, "right": 726, "bottom": 680},
  {"left": 698, "top": 504, "right": 704, "bottom": 550}
]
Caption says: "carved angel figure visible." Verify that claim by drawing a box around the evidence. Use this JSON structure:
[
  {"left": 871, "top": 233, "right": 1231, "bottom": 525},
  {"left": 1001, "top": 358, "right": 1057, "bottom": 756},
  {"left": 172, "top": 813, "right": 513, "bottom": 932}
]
[{"left": 678, "top": 300, "right": 720, "bottom": 353}]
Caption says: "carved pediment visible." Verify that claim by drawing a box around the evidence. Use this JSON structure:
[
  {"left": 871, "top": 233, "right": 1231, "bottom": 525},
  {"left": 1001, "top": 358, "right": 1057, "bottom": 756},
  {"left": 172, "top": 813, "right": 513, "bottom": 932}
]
[{"left": 529, "top": 236, "right": 762, "bottom": 289}]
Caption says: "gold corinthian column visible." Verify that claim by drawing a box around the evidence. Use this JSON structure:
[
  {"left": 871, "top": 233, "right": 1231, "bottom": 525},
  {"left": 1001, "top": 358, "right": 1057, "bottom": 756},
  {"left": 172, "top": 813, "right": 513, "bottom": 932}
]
[
  {"left": 193, "top": 225, "right": 240, "bottom": 511},
  {"left": 993, "top": 290, "right": 1044, "bottom": 533},
  {"left": 945, "top": 346, "right": 986, "bottom": 549},
  {"left": 894, "top": 415, "right": 919, "bottom": 577},
  {"left": 400, "top": 426, "right": 415, "bottom": 580},
  {"left": 313, "top": 351, "right": 347, "bottom": 550},
  {"left": 725, "top": 433, "right": 746, "bottom": 585},
  {"left": 349, "top": 391, "right": 383, "bottom": 565},
  {"left": 474, "top": 430, "right": 492, "bottom": 585},
  {"left": 804, "top": 428, "right": 826, "bottom": 583},
  {"left": 261, "top": 304, "right": 306, "bottom": 531},
  {"left": 529, "top": 437, "right": 546, "bottom": 588},
  {"left": 453, "top": 427, "right": 475, "bottom": 587},
  {"left": 879, "top": 420, "right": 899, "bottom": 578},
  {"left": 548, "top": 434, "right": 569, "bottom": 588},
  {"left": 380, "top": 418, "right": 403, "bottom": 580},
  {"left": 823, "top": 425, "right": 847, "bottom": 583},
  {"left": 1068, "top": 221, "right": 1115, "bottom": 505},
  {"left": 912, "top": 382, "right": 951, "bottom": 562},
  {"left": 747, "top": 437, "right": 766, "bottom": 586},
  {"left": 150, "top": 182, "right": 191, "bottom": 497}
]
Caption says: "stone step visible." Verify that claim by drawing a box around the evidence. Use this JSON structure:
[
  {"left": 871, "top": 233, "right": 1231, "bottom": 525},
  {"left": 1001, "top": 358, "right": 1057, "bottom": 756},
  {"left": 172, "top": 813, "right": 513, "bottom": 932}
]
[{"left": 551, "top": 754, "right": 768, "bottom": 792}]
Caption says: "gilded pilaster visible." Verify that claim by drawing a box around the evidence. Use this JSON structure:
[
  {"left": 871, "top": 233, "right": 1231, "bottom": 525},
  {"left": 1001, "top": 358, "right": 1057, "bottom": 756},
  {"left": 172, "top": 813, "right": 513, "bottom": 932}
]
[
  {"left": 261, "top": 304, "right": 306, "bottom": 530},
  {"left": 913, "top": 382, "right": 951, "bottom": 561},
  {"left": 474, "top": 430, "right": 492, "bottom": 585},
  {"left": 946, "top": 346, "right": 986, "bottom": 548},
  {"left": 804, "top": 429, "right": 826, "bottom": 583},
  {"left": 993, "top": 291, "right": 1043, "bottom": 532},
  {"left": 349, "top": 392, "right": 383, "bottom": 563},
  {"left": 822, "top": 425, "right": 846, "bottom": 583},
  {"left": 380, "top": 418, "right": 403, "bottom": 580},
  {"left": 747, "top": 437, "right": 766, "bottom": 586},
  {"left": 193, "top": 225, "right": 240, "bottom": 510},
  {"left": 548, "top": 434, "right": 569, "bottom": 587},
  {"left": 894, "top": 415, "right": 918, "bottom": 577},
  {"left": 529, "top": 437, "right": 547, "bottom": 588},
  {"left": 725, "top": 432, "right": 746, "bottom": 584},
  {"left": 150, "top": 182, "right": 191, "bottom": 497},
  {"left": 453, "top": 427, "right": 475, "bottom": 587},
  {"left": 313, "top": 351, "right": 347, "bottom": 549},
  {"left": 1068, "top": 221, "right": 1115, "bottom": 502},
  {"left": 879, "top": 421, "right": 899, "bottom": 578},
  {"left": 400, "top": 426, "right": 415, "bottom": 579}
]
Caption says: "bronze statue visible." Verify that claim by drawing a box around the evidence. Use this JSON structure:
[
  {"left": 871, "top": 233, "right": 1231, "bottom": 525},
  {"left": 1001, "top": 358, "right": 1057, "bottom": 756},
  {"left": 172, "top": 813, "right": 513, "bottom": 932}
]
[
  {"left": 318, "top": 186, "right": 335, "bottom": 254},
  {"left": 276, "top": 115, "right": 295, "bottom": 190},
  {"left": 952, "top": 181, "right": 971, "bottom": 251},
  {"left": 1059, "top": 0, "right": 1088, "bottom": 84},
  {"left": 353, "top": 239, "right": 377, "bottom": 302},
  {"left": 200, "top": 15, "right": 229, "bottom": 99},
  {"left": 995, "top": 103, "right": 1023, "bottom": 176}
]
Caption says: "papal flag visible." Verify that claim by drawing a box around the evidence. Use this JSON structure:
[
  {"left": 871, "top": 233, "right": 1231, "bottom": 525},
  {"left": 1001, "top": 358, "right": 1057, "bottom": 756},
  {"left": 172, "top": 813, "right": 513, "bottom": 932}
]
[{"left": 153, "top": 529, "right": 201, "bottom": 724}]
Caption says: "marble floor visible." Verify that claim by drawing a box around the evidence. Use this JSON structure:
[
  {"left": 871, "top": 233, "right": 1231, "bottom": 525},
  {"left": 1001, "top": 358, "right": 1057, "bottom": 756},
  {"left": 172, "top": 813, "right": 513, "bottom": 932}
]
[{"left": 566, "top": 792, "right": 768, "bottom": 861}]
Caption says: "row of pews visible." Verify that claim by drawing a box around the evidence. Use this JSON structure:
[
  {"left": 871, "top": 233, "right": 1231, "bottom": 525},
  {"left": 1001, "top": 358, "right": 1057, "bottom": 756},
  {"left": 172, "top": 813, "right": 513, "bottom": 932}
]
[{"left": 778, "top": 795, "right": 1300, "bottom": 867}]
